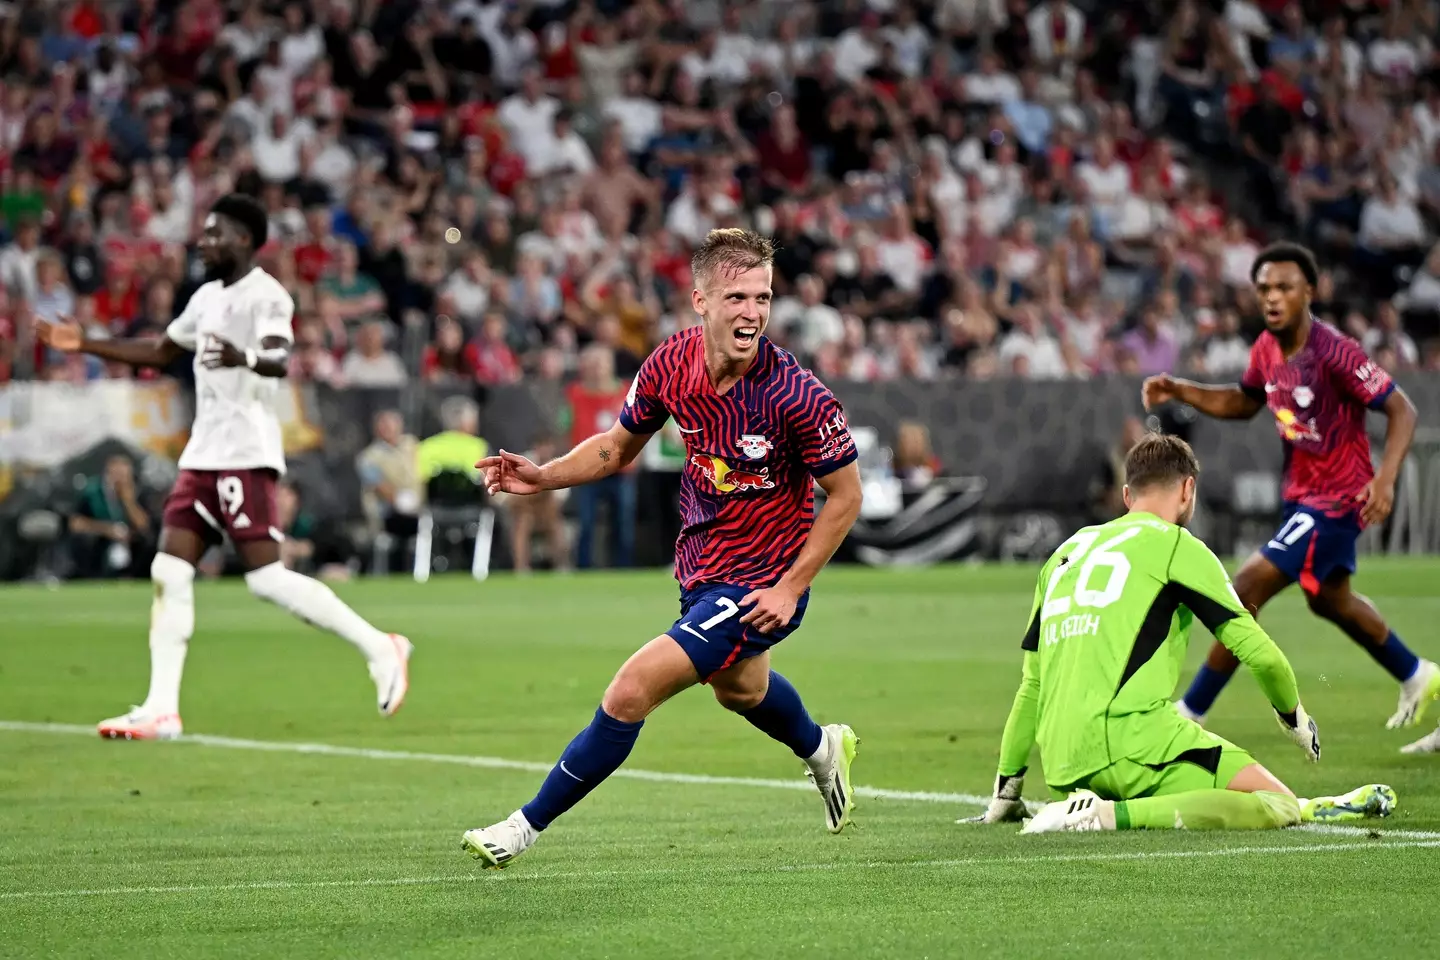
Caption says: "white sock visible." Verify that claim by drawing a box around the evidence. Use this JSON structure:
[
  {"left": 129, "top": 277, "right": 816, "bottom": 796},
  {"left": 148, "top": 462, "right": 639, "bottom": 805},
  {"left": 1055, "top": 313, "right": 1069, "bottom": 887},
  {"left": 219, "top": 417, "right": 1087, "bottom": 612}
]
[
  {"left": 143, "top": 553, "right": 195, "bottom": 716},
  {"left": 804, "top": 729, "right": 833, "bottom": 774},
  {"left": 244, "top": 562, "right": 392, "bottom": 663}
]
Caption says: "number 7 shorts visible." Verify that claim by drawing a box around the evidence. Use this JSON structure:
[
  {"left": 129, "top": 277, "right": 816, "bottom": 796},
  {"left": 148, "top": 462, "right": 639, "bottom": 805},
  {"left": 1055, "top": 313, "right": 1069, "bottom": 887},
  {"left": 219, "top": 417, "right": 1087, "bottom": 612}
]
[
  {"left": 1259, "top": 502, "right": 1361, "bottom": 597},
  {"left": 665, "top": 582, "right": 811, "bottom": 683}
]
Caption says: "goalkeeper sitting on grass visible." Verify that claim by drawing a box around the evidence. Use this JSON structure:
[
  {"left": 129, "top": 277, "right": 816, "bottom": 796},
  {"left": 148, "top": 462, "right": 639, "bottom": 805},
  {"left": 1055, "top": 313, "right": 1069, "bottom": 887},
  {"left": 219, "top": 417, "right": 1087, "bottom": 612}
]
[{"left": 969, "top": 433, "right": 1395, "bottom": 833}]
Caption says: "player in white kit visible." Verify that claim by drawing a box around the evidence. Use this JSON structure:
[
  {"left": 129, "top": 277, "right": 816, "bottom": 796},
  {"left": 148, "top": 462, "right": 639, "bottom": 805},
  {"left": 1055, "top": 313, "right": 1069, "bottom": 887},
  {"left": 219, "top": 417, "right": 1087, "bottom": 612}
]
[{"left": 38, "top": 194, "right": 410, "bottom": 740}]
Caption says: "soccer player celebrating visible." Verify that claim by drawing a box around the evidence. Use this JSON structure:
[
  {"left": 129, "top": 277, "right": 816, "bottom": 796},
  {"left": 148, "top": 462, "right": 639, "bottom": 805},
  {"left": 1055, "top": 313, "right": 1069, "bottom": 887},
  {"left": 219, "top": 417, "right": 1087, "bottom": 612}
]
[
  {"left": 38, "top": 194, "right": 411, "bottom": 740},
  {"left": 1142, "top": 243, "right": 1436, "bottom": 747},
  {"left": 462, "top": 229, "right": 863, "bottom": 868},
  {"left": 969, "top": 433, "right": 1394, "bottom": 833}
]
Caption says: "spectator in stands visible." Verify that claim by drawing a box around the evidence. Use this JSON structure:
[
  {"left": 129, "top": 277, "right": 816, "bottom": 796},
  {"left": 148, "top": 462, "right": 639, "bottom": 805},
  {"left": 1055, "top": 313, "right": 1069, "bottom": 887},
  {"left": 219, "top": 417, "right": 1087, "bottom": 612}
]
[
  {"left": 341, "top": 319, "right": 407, "bottom": 388},
  {"left": 0, "top": 219, "right": 41, "bottom": 302},
  {"left": 894, "top": 420, "right": 942, "bottom": 489},
  {"left": 1122, "top": 302, "right": 1181, "bottom": 377},
  {"left": 1358, "top": 174, "right": 1429, "bottom": 297},
  {"left": 503, "top": 433, "right": 571, "bottom": 575},
  {"left": 565, "top": 344, "right": 634, "bottom": 569},
  {"left": 357, "top": 409, "right": 422, "bottom": 572},
  {"left": 67, "top": 454, "right": 154, "bottom": 579},
  {"left": 276, "top": 479, "right": 352, "bottom": 581}
]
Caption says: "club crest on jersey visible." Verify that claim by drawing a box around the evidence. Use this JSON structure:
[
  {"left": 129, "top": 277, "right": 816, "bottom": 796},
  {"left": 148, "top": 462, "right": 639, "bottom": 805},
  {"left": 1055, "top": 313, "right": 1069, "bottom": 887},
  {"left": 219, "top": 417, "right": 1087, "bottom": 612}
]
[
  {"left": 1292, "top": 385, "right": 1313, "bottom": 408},
  {"left": 736, "top": 434, "right": 773, "bottom": 460},
  {"left": 690, "top": 453, "right": 775, "bottom": 493}
]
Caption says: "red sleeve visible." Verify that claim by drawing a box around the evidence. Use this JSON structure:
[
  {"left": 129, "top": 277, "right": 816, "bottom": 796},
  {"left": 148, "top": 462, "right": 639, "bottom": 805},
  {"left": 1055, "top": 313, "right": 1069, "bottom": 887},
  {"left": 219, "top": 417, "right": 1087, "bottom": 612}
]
[
  {"left": 1239, "top": 339, "right": 1268, "bottom": 401},
  {"left": 618, "top": 346, "right": 669, "bottom": 434},
  {"left": 790, "top": 375, "right": 858, "bottom": 478},
  {"left": 1325, "top": 332, "right": 1396, "bottom": 411}
]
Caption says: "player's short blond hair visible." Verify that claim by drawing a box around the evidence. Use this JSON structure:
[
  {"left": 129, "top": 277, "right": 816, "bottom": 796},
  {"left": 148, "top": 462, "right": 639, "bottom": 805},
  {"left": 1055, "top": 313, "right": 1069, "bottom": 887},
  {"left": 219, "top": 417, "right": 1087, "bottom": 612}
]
[
  {"left": 691, "top": 228, "right": 775, "bottom": 292},
  {"left": 1124, "top": 433, "right": 1201, "bottom": 492}
]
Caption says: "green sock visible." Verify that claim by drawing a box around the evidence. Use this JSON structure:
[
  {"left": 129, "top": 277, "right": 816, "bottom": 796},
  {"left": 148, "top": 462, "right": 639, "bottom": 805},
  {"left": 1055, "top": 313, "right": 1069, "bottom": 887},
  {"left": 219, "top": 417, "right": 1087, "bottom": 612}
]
[{"left": 1115, "top": 790, "right": 1301, "bottom": 830}]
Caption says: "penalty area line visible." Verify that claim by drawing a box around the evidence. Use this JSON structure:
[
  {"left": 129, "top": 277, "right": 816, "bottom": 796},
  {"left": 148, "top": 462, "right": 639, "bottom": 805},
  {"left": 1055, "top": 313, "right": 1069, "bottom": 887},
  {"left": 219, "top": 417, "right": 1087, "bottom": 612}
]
[
  {"left": 3, "top": 839, "right": 1439, "bottom": 901},
  {"left": 3, "top": 720, "right": 1438, "bottom": 841}
]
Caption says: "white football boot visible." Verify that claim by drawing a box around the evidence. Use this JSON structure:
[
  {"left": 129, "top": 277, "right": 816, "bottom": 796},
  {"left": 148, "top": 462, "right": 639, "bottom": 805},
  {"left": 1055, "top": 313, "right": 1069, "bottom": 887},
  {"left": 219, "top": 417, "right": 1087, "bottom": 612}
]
[
  {"left": 1386, "top": 660, "right": 1440, "bottom": 729},
  {"left": 1022, "top": 790, "right": 1116, "bottom": 834},
  {"left": 372, "top": 634, "right": 412, "bottom": 717},
  {"left": 805, "top": 723, "right": 860, "bottom": 834},
  {"left": 462, "top": 810, "right": 538, "bottom": 869},
  {"left": 96, "top": 706, "right": 183, "bottom": 741}
]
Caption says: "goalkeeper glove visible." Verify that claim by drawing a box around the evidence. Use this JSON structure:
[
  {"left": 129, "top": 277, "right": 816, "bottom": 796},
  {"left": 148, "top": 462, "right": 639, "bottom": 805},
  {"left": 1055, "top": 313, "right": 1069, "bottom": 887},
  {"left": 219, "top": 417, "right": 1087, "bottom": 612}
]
[
  {"left": 1276, "top": 703, "right": 1321, "bottom": 762},
  {"left": 959, "top": 771, "right": 1028, "bottom": 824}
]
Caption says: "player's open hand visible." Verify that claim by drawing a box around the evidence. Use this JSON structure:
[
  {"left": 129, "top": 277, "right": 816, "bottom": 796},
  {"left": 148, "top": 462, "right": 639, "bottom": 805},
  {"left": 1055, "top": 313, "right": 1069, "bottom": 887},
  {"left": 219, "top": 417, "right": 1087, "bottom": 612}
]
[
  {"left": 1356, "top": 475, "right": 1396, "bottom": 527},
  {"left": 201, "top": 336, "right": 245, "bottom": 369},
  {"left": 1276, "top": 703, "right": 1321, "bottom": 762},
  {"left": 1142, "top": 374, "right": 1178, "bottom": 410},
  {"left": 36, "top": 317, "right": 82, "bottom": 352},
  {"left": 476, "top": 449, "right": 546, "bottom": 496},
  {"left": 739, "top": 582, "right": 801, "bottom": 635}
]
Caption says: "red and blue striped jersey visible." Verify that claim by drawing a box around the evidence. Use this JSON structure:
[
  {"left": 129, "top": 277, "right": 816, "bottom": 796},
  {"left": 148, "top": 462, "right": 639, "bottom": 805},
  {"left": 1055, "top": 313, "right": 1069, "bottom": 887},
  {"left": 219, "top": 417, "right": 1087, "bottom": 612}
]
[
  {"left": 619, "top": 327, "right": 858, "bottom": 589},
  {"left": 1240, "top": 320, "right": 1395, "bottom": 519}
]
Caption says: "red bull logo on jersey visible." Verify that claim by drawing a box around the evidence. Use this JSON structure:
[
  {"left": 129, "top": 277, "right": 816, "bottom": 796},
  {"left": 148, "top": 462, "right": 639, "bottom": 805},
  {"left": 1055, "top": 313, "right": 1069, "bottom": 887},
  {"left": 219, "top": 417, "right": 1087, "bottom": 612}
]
[
  {"left": 1274, "top": 407, "right": 1321, "bottom": 444},
  {"left": 690, "top": 453, "right": 776, "bottom": 493}
]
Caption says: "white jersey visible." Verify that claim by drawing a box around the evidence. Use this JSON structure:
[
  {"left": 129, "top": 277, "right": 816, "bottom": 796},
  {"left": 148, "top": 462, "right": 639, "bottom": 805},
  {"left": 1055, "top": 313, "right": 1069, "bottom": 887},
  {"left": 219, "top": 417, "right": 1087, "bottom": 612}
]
[{"left": 164, "top": 267, "right": 294, "bottom": 474}]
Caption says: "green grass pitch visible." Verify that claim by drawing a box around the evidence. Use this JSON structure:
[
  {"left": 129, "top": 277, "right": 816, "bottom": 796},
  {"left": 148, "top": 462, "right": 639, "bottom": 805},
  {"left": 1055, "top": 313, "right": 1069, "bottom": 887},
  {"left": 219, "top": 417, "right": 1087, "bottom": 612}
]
[{"left": 4, "top": 560, "right": 1440, "bottom": 959}]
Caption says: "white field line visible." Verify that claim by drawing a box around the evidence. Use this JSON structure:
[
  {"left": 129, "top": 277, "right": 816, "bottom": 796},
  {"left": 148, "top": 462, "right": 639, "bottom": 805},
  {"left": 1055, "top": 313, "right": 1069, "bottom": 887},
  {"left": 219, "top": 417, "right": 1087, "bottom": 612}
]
[
  {"left": 4, "top": 720, "right": 1439, "bottom": 841},
  {"left": 3, "top": 839, "right": 1439, "bottom": 901}
]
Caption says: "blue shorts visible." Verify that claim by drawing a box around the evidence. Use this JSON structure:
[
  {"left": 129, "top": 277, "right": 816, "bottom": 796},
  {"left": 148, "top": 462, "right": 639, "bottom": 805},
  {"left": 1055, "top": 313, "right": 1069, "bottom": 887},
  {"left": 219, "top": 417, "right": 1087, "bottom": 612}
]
[
  {"left": 665, "top": 582, "right": 809, "bottom": 683},
  {"left": 1259, "top": 503, "right": 1361, "bottom": 596}
]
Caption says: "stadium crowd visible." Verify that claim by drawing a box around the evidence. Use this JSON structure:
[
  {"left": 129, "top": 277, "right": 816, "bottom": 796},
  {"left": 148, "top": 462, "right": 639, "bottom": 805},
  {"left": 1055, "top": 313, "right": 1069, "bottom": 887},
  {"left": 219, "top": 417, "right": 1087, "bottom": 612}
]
[{"left": 0, "top": 0, "right": 1439, "bottom": 397}]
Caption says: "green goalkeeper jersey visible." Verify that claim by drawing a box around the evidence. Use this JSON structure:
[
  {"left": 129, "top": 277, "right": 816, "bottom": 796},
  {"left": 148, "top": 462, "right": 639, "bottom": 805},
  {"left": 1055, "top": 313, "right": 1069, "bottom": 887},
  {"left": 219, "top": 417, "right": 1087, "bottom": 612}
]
[{"left": 1000, "top": 511, "right": 1300, "bottom": 787}]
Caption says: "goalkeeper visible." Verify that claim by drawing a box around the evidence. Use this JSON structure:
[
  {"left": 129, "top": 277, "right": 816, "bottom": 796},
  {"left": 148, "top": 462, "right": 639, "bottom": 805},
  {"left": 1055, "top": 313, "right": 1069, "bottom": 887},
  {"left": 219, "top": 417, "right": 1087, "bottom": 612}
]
[{"left": 970, "top": 433, "right": 1395, "bottom": 833}]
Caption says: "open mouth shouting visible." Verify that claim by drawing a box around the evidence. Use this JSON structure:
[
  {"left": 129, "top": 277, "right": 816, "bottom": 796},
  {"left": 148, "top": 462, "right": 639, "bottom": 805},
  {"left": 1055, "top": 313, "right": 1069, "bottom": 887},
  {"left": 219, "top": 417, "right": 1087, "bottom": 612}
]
[{"left": 733, "top": 325, "right": 759, "bottom": 350}]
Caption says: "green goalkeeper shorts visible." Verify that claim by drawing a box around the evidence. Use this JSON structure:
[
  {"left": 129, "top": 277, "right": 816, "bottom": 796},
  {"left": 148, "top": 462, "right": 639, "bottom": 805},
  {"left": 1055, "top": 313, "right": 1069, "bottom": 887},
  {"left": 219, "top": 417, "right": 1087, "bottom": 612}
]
[{"left": 1047, "top": 724, "right": 1258, "bottom": 802}]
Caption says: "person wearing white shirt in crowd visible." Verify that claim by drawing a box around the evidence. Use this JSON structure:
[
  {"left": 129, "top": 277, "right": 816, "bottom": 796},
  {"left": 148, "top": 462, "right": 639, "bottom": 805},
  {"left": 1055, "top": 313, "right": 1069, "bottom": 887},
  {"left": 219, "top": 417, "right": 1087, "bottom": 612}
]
[
  {"left": 681, "top": 28, "right": 752, "bottom": 88},
  {"left": 1073, "top": 135, "right": 1132, "bottom": 238},
  {"left": 1219, "top": 217, "right": 1261, "bottom": 287},
  {"left": 1415, "top": 84, "right": 1440, "bottom": 153},
  {"left": 665, "top": 177, "right": 740, "bottom": 247},
  {"left": 1368, "top": 16, "right": 1426, "bottom": 84},
  {"left": 277, "top": 2, "right": 325, "bottom": 78},
  {"left": 998, "top": 303, "right": 1068, "bottom": 379},
  {"left": 1364, "top": 301, "right": 1420, "bottom": 368},
  {"left": 146, "top": 180, "right": 192, "bottom": 246},
  {"left": 218, "top": 1, "right": 271, "bottom": 63},
  {"left": 1360, "top": 175, "right": 1427, "bottom": 255},
  {"left": 0, "top": 219, "right": 41, "bottom": 303},
  {"left": 483, "top": 6, "right": 539, "bottom": 91},
  {"left": 752, "top": 13, "right": 816, "bottom": 86},
  {"left": 771, "top": 274, "right": 845, "bottom": 358},
  {"left": 832, "top": 13, "right": 884, "bottom": 84},
  {"left": 964, "top": 51, "right": 1021, "bottom": 104},
  {"left": 304, "top": 115, "right": 356, "bottom": 197},
  {"left": 603, "top": 70, "right": 663, "bottom": 154},
  {"left": 255, "top": 41, "right": 295, "bottom": 118},
  {"left": 498, "top": 67, "right": 560, "bottom": 170},
  {"left": 528, "top": 111, "right": 596, "bottom": 179},
  {"left": 443, "top": 249, "right": 492, "bottom": 325},
  {"left": 253, "top": 111, "right": 307, "bottom": 184},
  {"left": 342, "top": 319, "right": 409, "bottom": 388},
  {"left": 873, "top": 206, "right": 933, "bottom": 295},
  {"left": 884, "top": 2, "right": 932, "bottom": 77},
  {"left": 1203, "top": 308, "right": 1250, "bottom": 373},
  {"left": 1314, "top": 15, "right": 1362, "bottom": 90},
  {"left": 1395, "top": 244, "right": 1440, "bottom": 312},
  {"left": 576, "top": 21, "right": 637, "bottom": 105},
  {"left": 1026, "top": 0, "right": 1087, "bottom": 76}
]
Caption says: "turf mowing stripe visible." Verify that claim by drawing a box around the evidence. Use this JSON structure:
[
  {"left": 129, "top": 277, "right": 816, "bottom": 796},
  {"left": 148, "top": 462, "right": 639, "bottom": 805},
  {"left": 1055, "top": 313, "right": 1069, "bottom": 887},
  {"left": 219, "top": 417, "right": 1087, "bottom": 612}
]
[
  {"left": 5, "top": 721, "right": 1439, "bottom": 840},
  {"left": 3, "top": 839, "right": 1438, "bottom": 901}
]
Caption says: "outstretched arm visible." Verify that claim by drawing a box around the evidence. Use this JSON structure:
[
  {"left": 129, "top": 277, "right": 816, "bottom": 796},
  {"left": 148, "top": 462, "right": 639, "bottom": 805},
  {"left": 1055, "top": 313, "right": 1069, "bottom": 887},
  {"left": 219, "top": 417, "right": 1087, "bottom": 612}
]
[
  {"left": 479, "top": 421, "right": 652, "bottom": 495},
  {"left": 38, "top": 318, "right": 186, "bottom": 369},
  {"left": 1142, "top": 374, "right": 1264, "bottom": 420}
]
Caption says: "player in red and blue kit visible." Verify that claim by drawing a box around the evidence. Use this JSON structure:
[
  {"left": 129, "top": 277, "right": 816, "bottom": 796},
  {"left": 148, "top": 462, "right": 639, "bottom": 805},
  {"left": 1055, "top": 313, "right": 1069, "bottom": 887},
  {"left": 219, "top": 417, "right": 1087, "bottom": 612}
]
[
  {"left": 459, "top": 229, "right": 864, "bottom": 868},
  {"left": 1144, "top": 243, "right": 1437, "bottom": 747}
]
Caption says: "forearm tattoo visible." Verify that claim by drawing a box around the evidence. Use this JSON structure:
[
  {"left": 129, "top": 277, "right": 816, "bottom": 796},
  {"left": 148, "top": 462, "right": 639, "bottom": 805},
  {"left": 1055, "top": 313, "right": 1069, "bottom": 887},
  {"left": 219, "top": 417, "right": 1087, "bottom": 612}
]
[{"left": 598, "top": 447, "right": 612, "bottom": 462}]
